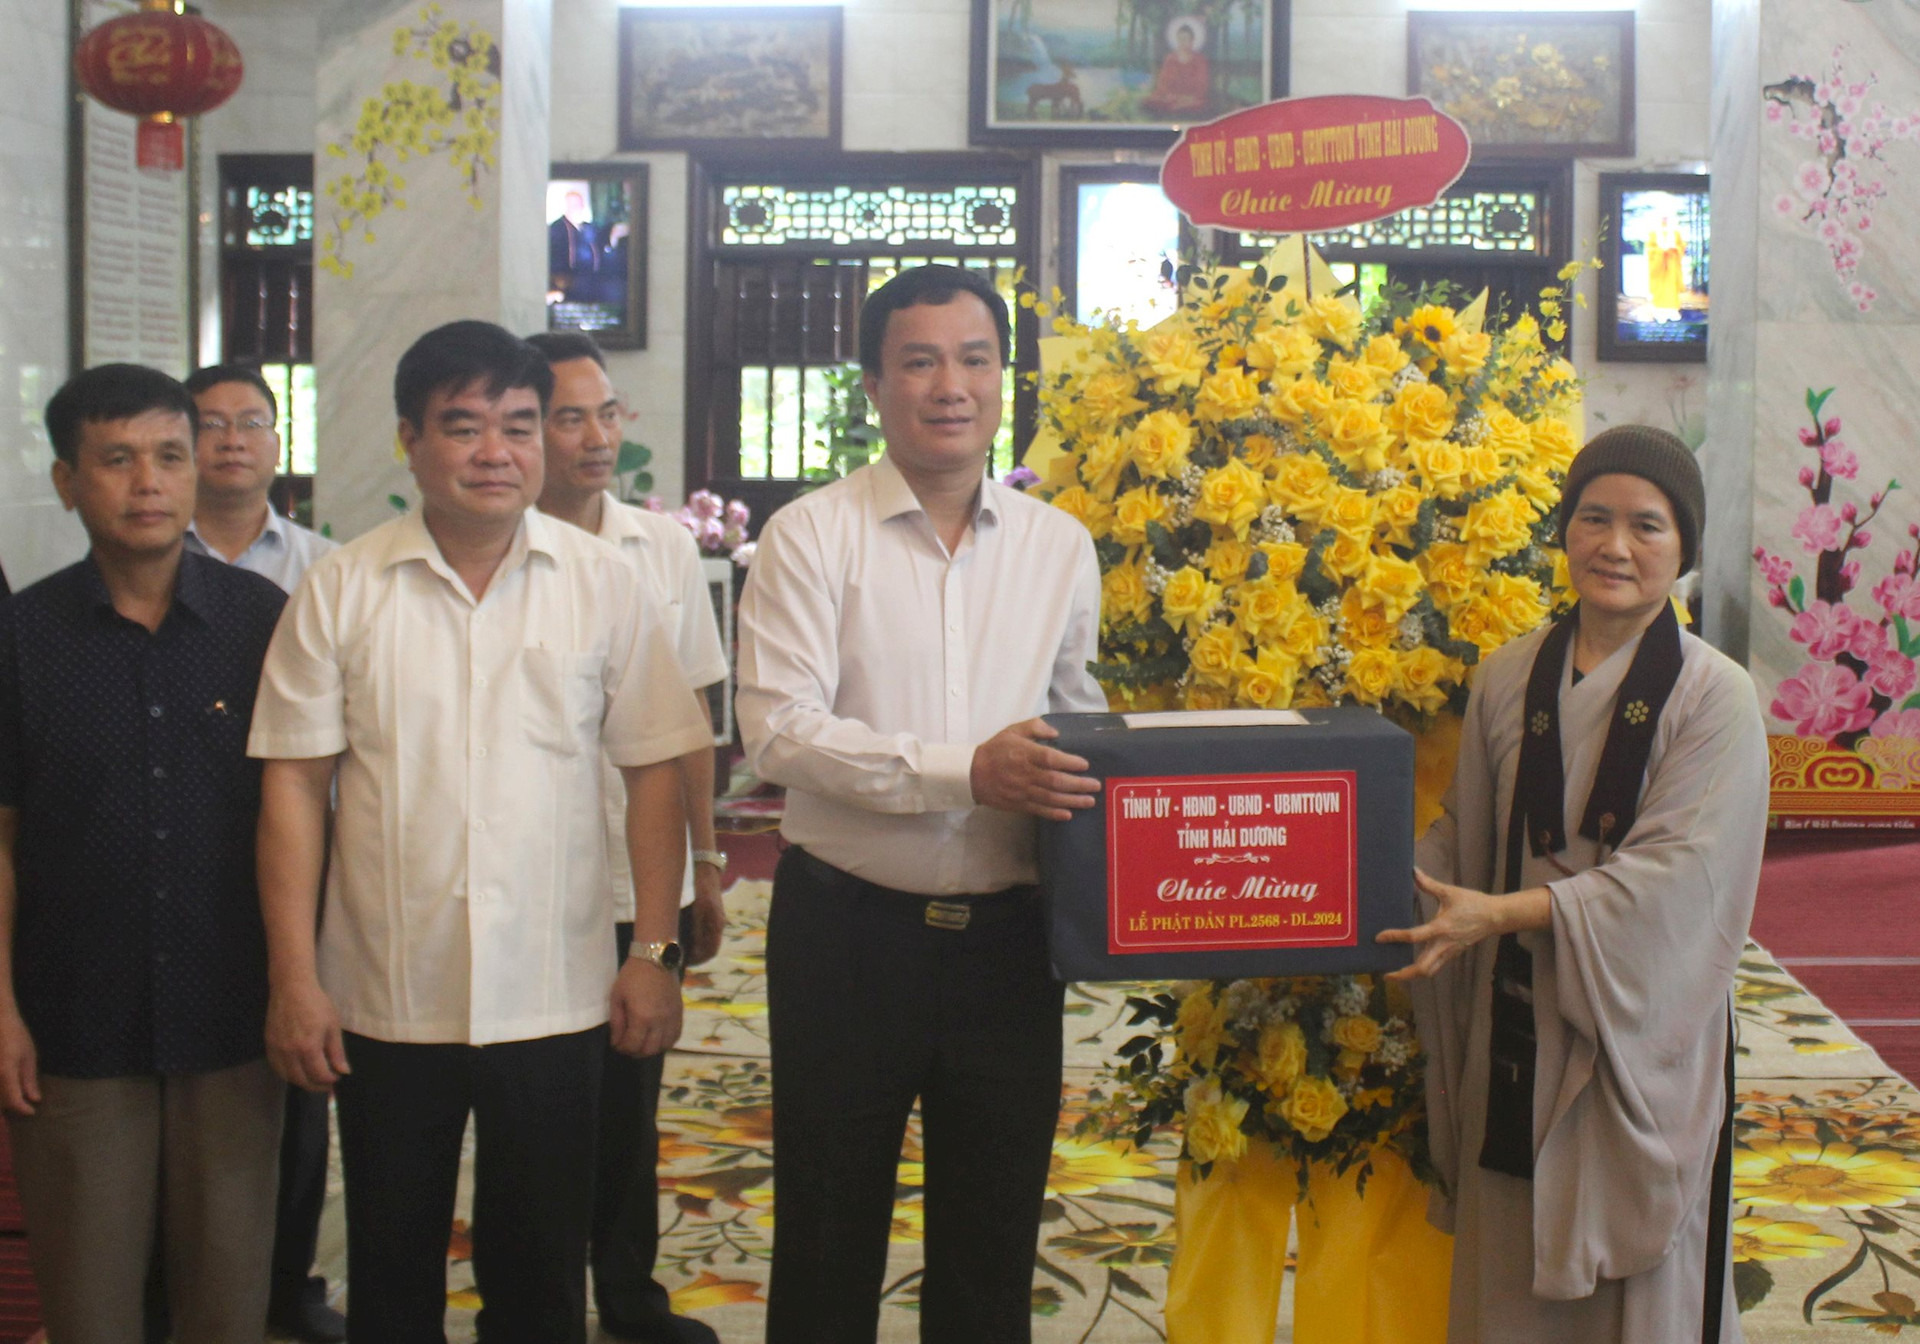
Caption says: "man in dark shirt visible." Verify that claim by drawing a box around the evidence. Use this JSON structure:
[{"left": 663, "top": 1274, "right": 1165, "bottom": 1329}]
[{"left": 0, "top": 363, "right": 288, "bottom": 1344}]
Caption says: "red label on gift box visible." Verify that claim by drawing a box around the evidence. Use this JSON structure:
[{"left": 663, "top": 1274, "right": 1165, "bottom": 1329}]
[{"left": 1106, "top": 772, "right": 1357, "bottom": 954}]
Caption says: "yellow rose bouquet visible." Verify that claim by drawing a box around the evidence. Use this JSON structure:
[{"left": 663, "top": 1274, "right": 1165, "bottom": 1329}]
[
  {"left": 1081, "top": 975, "right": 1432, "bottom": 1186},
  {"left": 1035, "top": 244, "right": 1582, "bottom": 723}
]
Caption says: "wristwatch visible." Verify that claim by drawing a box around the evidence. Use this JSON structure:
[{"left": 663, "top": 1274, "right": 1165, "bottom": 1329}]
[
  {"left": 631, "top": 939, "right": 685, "bottom": 973},
  {"left": 692, "top": 849, "right": 729, "bottom": 873}
]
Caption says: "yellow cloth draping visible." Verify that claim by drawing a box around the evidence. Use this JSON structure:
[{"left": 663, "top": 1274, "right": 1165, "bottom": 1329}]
[{"left": 1166, "top": 1142, "right": 1452, "bottom": 1344}]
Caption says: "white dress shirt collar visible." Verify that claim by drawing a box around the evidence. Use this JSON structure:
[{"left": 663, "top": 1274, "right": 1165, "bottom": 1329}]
[{"left": 869, "top": 452, "right": 1002, "bottom": 532}]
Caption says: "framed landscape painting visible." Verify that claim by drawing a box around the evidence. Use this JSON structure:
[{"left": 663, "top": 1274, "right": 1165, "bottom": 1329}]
[
  {"left": 969, "top": 0, "right": 1290, "bottom": 148},
  {"left": 1408, "top": 11, "right": 1634, "bottom": 159},
  {"left": 618, "top": 6, "right": 842, "bottom": 153}
]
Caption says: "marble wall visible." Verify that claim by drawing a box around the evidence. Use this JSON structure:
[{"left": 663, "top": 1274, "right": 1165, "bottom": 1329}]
[
  {"left": 1737, "top": 0, "right": 1920, "bottom": 740},
  {"left": 309, "top": 0, "right": 552, "bottom": 541},
  {"left": 0, "top": 0, "right": 84, "bottom": 587}
]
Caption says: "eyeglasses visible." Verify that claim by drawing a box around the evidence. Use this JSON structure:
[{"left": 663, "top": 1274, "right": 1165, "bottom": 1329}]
[{"left": 197, "top": 416, "right": 275, "bottom": 436}]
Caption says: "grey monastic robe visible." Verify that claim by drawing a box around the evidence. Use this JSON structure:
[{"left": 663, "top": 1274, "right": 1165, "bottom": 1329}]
[{"left": 1412, "top": 618, "right": 1769, "bottom": 1343}]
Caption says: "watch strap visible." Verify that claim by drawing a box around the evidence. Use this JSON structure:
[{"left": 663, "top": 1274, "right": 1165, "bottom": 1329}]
[{"left": 692, "top": 849, "right": 728, "bottom": 871}]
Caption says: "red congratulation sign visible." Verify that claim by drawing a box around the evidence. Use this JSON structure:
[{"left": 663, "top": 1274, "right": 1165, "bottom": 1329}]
[
  {"left": 1106, "top": 772, "right": 1358, "bottom": 955},
  {"left": 1160, "top": 94, "right": 1471, "bottom": 234}
]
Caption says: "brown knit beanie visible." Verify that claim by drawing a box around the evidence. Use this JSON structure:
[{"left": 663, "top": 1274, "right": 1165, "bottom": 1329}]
[{"left": 1557, "top": 424, "right": 1705, "bottom": 575}]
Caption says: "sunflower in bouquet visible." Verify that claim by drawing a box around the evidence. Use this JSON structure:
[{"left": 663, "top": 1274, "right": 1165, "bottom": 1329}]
[{"left": 1033, "top": 244, "right": 1583, "bottom": 723}]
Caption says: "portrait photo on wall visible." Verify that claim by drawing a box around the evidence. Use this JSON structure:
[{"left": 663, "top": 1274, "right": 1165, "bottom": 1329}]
[
  {"left": 1598, "top": 171, "right": 1708, "bottom": 362},
  {"left": 617, "top": 5, "right": 842, "bottom": 153},
  {"left": 546, "top": 164, "right": 647, "bottom": 350},
  {"left": 969, "top": 0, "right": 1290, "bottom": 148}
]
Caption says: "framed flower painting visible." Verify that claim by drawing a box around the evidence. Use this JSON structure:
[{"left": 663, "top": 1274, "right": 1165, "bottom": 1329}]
[
  {"left": 617, "top": 6, "right": 842, "bottom": 154},
  {"left": 969, "top": 0, "right": 1291, "bottom": 148},
  {"left": 1407, "top": 11, "right": 1635, "bottom": 160}
]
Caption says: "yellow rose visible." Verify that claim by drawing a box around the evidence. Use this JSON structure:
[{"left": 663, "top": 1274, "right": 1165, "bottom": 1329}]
[
  {"left": 1268, "top": 451, "right": 1335, "bottom": 524},
  {"left": 1185, "top": 682, "right": 1233, "bottom": 711},
  {"left": 1449, "top": 596, "right": 1509, "bottom": 655},
  {"left": 1246, "top": 326, "right": 1318, "bottom": 379},
  {"left": 1049, "top": 485, "right": 1112, "bottom": 537},
  {"left": 1141, "top": 328, "right": 1209, "bottom": 395},
  {"left": 1345, "top": 646, "right": 1398, "bottom": 704},
  {"left": 1189, "top": 623, "right": 1244, "bottom": 687},
  {"left": 1340, "top": 587, "right": 1397, "bottom": 648},
  {"left": 1485, "top": 571, "right": 1547, "bottom": 638},
  {"left": 1270, "top": 594, "right": 1328, "bottom": 664},
  {"left": 1360, "top": 332, "right": 1410, "bottom": 380},
  {"left": 1101, "top": 561, "right": 1152, "bottom": 628},
  {"left": 1320, "top": 485, "right": 1377, "bottom": 540},
  {"left": 1192, "top": 459, "right": 1267, "bottom": 539},
  {"left": 1204, "top": 536, "right": 1256, "bottom": 586},
  {"left": 1386, "top": 382, "right": 1456, "bottom": 444},
  {"left": 1359, "top": 552, "right": 1425, "bottom": 621},
  {"left": 1276, "top": 1074, "right": 1350, "bottom": 1143},
  {"left": 1531, "top": 417, "right": 1578, "bottom": 474},
  {"left": 1234, "top": 648, "right": 1298, "bottom": 709},
  {"left": 1161, "top": 566, "right": 1223, "bottom": 637},
  {"left": 1513, "top": 464, "right": 1559, "bottom": 512},
  {"left": 1408, "top": 437, "right": 1471, "bottom": 500},
  {"left": 1294, "top": 679, "right": 1334, "bottom": 709},
  {"left": 1322, "top": 530, "right": 1373, "bottom": 580},
  {"left": 1196, "top": 366, "right": 1264, "bottom": 424},
  {"left": 1304, "top": 295, "right": 1363, "bottom": 350},
  {"left": 1184, "top": 1077, "right": 1250, "bottom": 1165},
  {"left": 1175, "top": 987, "right": 1231, "bottom": 1068},
  {"left": 1482, "top": 406, "right": 1534, "bottom": 464},
  {"left": 1322, "top": 401, "right": 1393, "bottom": 475},
  {"left": 1233, "top": 578, "right": 1293, "bottom": 641},
  {"left": 1376, "top": 484, "right": 1424, "bottom": 547},
  {"left": 1237, "top": 433, "right": 1280, "bottom": 472},
  {"left": 1077, "top": 431, "right": 1129, "bottom": 500},
  {"left": 1419, "top": 542, "right": 1475, "bottom": 608},
  {"left": 1461, "top": 488, "right": 1540, "bottom": 567},
  {"left": 1395, "top": 644, "right": 1454, "bottom": 714},
  {"left": 1439, "top": 329, "right": 1492, "bottom": 377},
  {"left": 1110, "top": 485, "right": 1170, "bottom": 546},
  {"left": 1461, "top": 444, "right": 1503, "bottom": 490},
  {"left": 1331, "top": 1014, "right": 1383, "bottom": 1054},
  {"left": 1126, "top": 409, "right": 1195, "bottom": 479},
  {"left": 1269, "top": 376, "right": 1335, "bottom": 428},
  {"left": 1079, "top": 368, "right": 1148, "bottom": 429},
  {"left": 1325, "top": 356, "right": 1382, "bottom": 403},
  {"left": 1253, "top": 1020, "right": 1307, "bottom": 1093},
  {"left": 1336, "top": 1049, "right": 1367, "bottom": 1076},
  {"left": 1257, "top": 541, "right": 1307, "bottom": 585}
]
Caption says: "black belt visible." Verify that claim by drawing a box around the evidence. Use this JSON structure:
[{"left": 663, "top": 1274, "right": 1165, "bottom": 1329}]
[{"left": 784, "top": 846, "right": 1036, "bottom": 932}]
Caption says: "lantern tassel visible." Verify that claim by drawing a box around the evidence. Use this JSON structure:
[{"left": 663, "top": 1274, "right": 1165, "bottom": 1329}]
[{"left": 137, "top": 114, "right": 184, "bottom": 172}]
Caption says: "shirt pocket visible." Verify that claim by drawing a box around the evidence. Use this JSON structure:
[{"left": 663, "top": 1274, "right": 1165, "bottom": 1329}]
[{"left": 521, "top": 647, "right": 606, "bottom": 756}]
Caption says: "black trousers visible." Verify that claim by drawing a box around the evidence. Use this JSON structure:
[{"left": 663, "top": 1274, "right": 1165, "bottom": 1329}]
[
  {"left": 764, "top": 848, "right": 1065, "bottom": 1344},
  {"left": 593, "top": 910, "right": 695, "bottom": 1327},
  {"left": 335, "top": 1026, "right": 605, "bottom": 1344},
  {"left": 270, "top": 1082, "right": 331, "bottom": 1311}
]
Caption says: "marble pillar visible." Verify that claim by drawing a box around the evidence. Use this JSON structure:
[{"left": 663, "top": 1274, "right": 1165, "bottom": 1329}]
[
  {"left": 1711, "top": 0, "right": 1920, "bottom": 811},
  {"left": 313, "top": 0, "right": 551, "bottom": 541}
]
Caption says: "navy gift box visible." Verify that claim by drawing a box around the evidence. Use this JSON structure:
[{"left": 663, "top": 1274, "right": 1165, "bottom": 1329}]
[{"left": 1038, "top": 707, "right": 1417, "bottom": 983}]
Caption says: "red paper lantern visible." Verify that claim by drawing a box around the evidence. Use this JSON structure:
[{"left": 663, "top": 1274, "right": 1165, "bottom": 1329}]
[{"left": 74, "top": 0, "right": 244, "bottom": 172}]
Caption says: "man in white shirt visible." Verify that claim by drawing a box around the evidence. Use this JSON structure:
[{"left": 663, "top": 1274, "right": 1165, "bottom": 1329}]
[
  {"left": 249, "top": 321, "right": 712, "bottom": 1343},
  {"left": 737, "top": 266, "right": 1107, "bottom": 1343},
  {"left": 183, "top": 366, "right": 336, "bottom": 595},
  {"left": 525, "top": 330, "right": 727, "bottom": 1344},
  {"left": 179, "top": 363, "right": 344, "bottom": 1344}
]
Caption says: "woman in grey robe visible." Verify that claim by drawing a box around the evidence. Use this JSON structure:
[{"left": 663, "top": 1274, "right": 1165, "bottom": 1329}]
[{"left": 1380, "top": 426, "right": 1769, "bottom": 1343}]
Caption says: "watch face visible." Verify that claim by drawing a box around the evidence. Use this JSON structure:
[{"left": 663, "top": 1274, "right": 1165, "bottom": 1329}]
[{"left": 658, "top": 940, "right": 685, "bottom": 973}]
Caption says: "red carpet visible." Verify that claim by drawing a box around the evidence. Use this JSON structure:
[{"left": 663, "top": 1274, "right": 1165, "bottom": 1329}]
[{"left": 1750, "top": 829, "right": 1920, "bottom": 1082}]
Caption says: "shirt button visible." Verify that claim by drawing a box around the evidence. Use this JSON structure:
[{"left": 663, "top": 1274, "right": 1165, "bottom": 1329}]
[
  {"left": 948, "top": 622, "right": 959, "bottom": 633},
  {"left": 949, "top": 687, "right": 959, "bottom": 697},
  {"left": 473, "top": 675, "right": 488, "bottom": 689},
  {"left": 153, "top": 827, "right": 169, "bottom": 841},
  {"left": 151, "top": 766, "right": 166, "bottom": 780},
  {"left": 472, "top": 818, "right": 487, "bottom": 832},
  {"left": 155, "top": 952, "right": 169, "bottom": 965},
  {"left": 149, "top": 704, "right": 164, "bottom": 719},
  {"left": 154, "top": 887, "right": 168, "bottom": 901},
  {"left": 475, "top": 746, "right": 489, "bottom": 759}
]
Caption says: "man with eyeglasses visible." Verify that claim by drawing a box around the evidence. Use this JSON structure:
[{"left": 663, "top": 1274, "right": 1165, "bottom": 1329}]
[
  {"left": 181, "top": 363, "right": 342, "bottom": 1343},
  {"left": 183, "top": 366, "right": 335, "bottom": 596}
]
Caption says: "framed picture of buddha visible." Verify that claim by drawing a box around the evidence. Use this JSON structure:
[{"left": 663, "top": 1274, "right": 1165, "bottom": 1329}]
[{"left": 968, "top": 0, "right": 1291, "bottom": 148}]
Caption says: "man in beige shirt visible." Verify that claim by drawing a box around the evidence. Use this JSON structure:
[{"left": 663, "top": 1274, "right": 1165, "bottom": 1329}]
[
  {"left": 250, "top": 321, "right": 711, "bottom": 1343},
  {"left": 737, "top": 265, "right": 1106, "bottom": 1343}
]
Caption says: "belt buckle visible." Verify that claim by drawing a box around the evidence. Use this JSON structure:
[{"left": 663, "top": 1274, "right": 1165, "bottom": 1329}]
[{"left": 924, "top": 899, "right": 971, "bottom": 931}]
